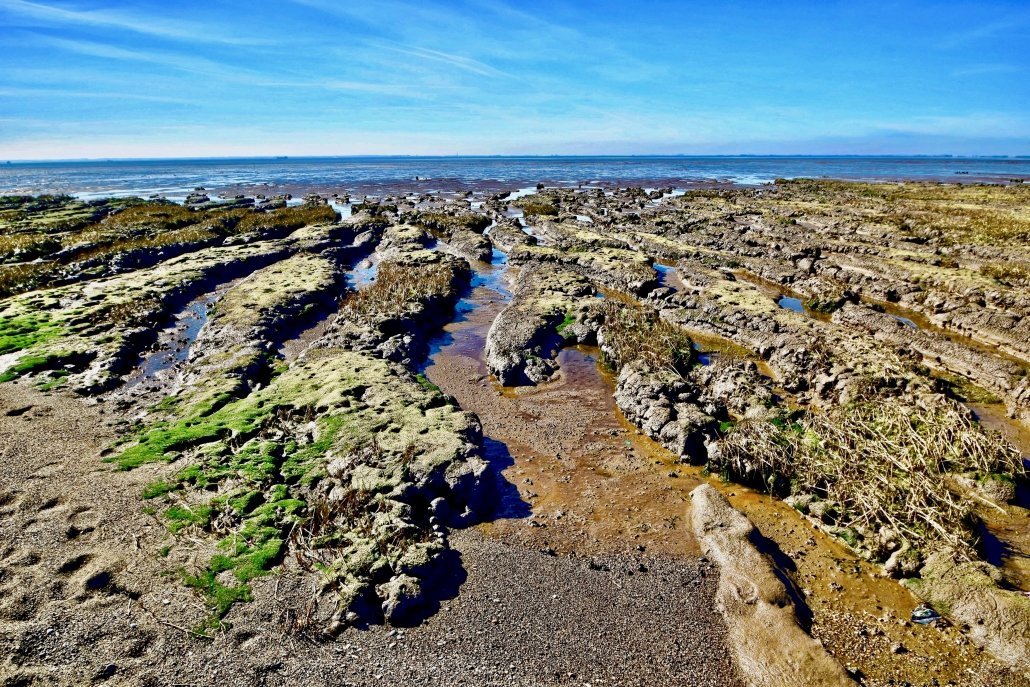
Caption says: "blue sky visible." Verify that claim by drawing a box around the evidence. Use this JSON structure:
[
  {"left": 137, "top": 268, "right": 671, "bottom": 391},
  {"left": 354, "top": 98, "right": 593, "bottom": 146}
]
[{"left": 0, "top": 0, "right": 1028, "bottom": 159}]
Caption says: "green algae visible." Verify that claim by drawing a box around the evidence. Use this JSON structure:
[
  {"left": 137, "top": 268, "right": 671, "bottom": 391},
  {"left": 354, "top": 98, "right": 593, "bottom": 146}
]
[
  {"left": 123, "top": 347, "right": 482, "bottom": 629},
  {"left": 0, "top": 313, "right": 65, "bottom": 355},
  {"left": 0, "top": 350, "right": 86, "bottom": 383},
  {"left": 181, "top": 567, "right": 254, "bottom": 637},
  {"left": 415, "top": 373, "right": 441, "bottom": 394},
  {"left": 555, "top": 310, "right": 576, "bottom": 337}
]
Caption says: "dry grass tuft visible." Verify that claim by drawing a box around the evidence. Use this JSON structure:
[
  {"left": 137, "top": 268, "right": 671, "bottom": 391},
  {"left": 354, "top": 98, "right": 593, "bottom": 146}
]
[
  {"left": 340, "top": 260, "right": 457, "bottom": 326},
  {"left": 714, "top": 398, "right": 1025, "bottom": 556},
  {"left": 598, "top": 300, "right": 694, "bottom": 376},
  {"left": 979, "top": 262, "right": 1030, "bottom": 286}
]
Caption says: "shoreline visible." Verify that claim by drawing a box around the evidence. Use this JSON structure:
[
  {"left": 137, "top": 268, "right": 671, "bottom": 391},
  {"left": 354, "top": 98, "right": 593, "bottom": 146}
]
[
  {"left": 2, "top": 155, "right": 1027, "bottom": 200},
  {"left": 1, "top": 174, "right": 1023, "bottom": 209}
]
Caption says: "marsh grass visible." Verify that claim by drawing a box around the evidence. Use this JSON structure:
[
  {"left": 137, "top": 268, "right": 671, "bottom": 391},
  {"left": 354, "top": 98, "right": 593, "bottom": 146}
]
[
  {"left": 0, "top": 262, "right": 51, "bottom": 297},
  {"left": 0, "top": 234, "right": 61, "bottom": 261},
  {"left": 514, "top": 195, "right": 559, "bottom": 217},
  {"left": 598, "top": 300, "right": 694, "bottom": 376},
  {"left": 340, "top": 260, "right": 456, "bottom": 325},
  {"left": 105, "top": 294, "right": 164, "bottom": 326},
  {"left": 714, "top": 399, "right": 1025, "bottom": 557},
  {"left": 979, "top": 262, "right": 1030, "bottom": 286},
  {"left": 0, "top": 200, "right": 338, "bottom": 296}
]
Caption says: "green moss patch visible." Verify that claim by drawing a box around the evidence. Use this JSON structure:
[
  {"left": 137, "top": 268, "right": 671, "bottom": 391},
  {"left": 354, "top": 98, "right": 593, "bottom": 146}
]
[
  {"left": 0, "top": 313, "right": 64, "bottom": 355},
  {"left": 125, "top": 347, "right": 484, "bottom": 631},
  {"left": 0, "top": 350, "right": 87, "bottom": 383}
]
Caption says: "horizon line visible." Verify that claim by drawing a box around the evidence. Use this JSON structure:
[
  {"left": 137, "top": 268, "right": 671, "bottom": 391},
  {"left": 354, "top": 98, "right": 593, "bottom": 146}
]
[{"left": 5, "top": 153, "right": 1030, "bottom": 164}]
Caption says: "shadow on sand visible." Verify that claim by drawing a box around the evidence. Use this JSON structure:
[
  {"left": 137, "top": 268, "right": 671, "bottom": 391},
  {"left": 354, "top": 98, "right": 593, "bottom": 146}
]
[{"left": 749, "top": 529, "right": 815, "bottom": 631}]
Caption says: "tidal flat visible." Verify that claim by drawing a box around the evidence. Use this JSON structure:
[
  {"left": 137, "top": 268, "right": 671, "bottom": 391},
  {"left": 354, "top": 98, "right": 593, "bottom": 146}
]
[{"left": 0, "top": 181, "right": 1028, "bottom": 686}]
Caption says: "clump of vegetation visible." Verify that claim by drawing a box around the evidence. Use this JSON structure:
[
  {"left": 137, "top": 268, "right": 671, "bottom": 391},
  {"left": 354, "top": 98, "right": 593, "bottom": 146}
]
[
  {"left": 85, "top": 201, "right": 197, "bottom": 236},
  {"left": 979, "top": 262, "right": 1030, "bottom": 286},
  {"left": 514, "top": 195, "right": 559, "bottom": 217},
  {"left": 0, "top": 194, "right": 74, "bottom": 212},
  {"left": 712, "top": 399, "right": 1025, "bottom": 560},
  {"left": 415, "top": 372, "right": 441, "bottom": 394},
  {"left": 408, "top": 211, "right": 491, "bottom": 235},
  {"left": 0, "top": 262, "right": 53, "bottom": 297},
  {"left": 598, "top": 301, "right": 694, "bottom": 376},
  {"left": 340, "top": 260, "right": 458, "bottom": 326}
]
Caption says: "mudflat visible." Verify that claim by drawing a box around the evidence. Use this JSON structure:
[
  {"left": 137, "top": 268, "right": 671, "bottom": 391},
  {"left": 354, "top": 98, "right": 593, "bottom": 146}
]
[{"left": 0, "top": 182, "right": 1028, "bottom": 686}]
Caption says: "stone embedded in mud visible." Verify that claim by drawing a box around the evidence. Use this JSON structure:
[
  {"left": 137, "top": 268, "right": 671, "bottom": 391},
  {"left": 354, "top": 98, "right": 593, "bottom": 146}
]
[
  {"left": 951, "top": 472, "right": 1018, "bottom": 505},
  {"left": 905, "top": 549, "right": 1030, "bottom": 675},
  {"left": 614, "top": 362, "right": 712, "bottom": 462},
  {"left": 784, "top": 493, "right": 816, "bottom": 514},
  {"left": 807, "top": 499, "right": 838, "bottom": 524}
]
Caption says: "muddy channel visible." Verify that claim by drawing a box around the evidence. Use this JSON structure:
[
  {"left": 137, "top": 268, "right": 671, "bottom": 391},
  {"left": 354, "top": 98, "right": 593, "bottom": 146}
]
[{"left": 419, "top": 249, "right": 1011, "bottom": 686}]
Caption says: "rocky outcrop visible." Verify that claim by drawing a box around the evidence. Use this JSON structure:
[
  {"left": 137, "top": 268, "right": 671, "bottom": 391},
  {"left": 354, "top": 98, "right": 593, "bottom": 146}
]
[
  {"left": 406, "top": 210, "right": 493, "bottom": 262},
  {"left": 613, "top": 362, "right": 713, "bottom": 461},
  {"left": 833, "top": 303, "right": 1029, "bottom": 416},
  {"left": 690, "top": 484, "right": 855, "bottom": 687},
  {"left": 445, "top": 227, "right": 492, "bottom": 263},
  {"left": 318, "top": 225, "right": 472, "bottom": 365},
  {"left": 487, "top": 219, "right": 536, "bottom": 253},
  {"left": 485, "top": 265, "right": 595, "bottom": 385},
  {"left": 693, "top": 360, "right": 774, "bottom": 418},
  {"left": 507, "top": 243, "right": 657, "bottom": 295}
]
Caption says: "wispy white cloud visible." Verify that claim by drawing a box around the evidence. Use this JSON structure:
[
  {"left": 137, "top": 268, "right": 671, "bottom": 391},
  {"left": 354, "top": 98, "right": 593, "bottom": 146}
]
[
  {"left": 0, "top": 0, "right": 269, "bottom": 45},
  {"left": 259, "top": 78, "right": 427, "bottom": 99},
  {"left": 939, "top": 16, "right": 1029, "bottom": 49},
  {"left": 0, "top": 86, "right": 195, "bottom": 105},
  {"left": 375, "top": 42, "right": 515, "bottom": 79},
  {"left": 34, "top": 35, "right": 260, "bottom": 79}
]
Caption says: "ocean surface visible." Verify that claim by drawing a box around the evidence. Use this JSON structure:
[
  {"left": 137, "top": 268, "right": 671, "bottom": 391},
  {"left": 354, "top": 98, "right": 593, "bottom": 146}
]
[{"left": 1, "top": 156, "right": 1028, "bottom": 201}]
